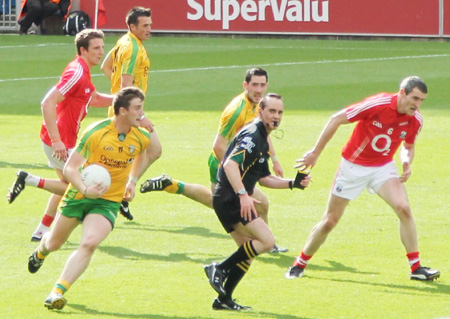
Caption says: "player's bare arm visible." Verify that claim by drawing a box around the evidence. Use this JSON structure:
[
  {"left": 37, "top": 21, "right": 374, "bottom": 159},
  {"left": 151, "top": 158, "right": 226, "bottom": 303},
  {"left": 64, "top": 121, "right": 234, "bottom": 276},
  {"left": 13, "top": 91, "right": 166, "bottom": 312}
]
[
  {"left": 212, "top": 134, "right": 229, "bottom": 162},
  {"left": 268, "top": 136, "right": 284, "bottom": 177},
  {"left": 124, "top": 143, "right": 155, "bottom": 201},
  {"left": 400, "top": 143, "right": 415, "bottom": 183},
  {"left": 121, "top": 74, "right": 134, "bottom": 88},
  {"left": 296, "top": 110, "right": 349, "bottom": 170},
  {"left": 41, "top": 87, "right": 67, "bottom": 161},
  {"left": 90, "top": 91, "right": 115, "bottom": 108},
  {"left": 100, "top": 49, "right": 113, "bottom": 79}
]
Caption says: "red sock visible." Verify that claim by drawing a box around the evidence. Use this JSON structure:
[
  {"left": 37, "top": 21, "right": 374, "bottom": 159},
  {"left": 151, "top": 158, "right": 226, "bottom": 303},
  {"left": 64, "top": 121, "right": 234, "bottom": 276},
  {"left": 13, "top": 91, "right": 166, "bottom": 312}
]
[
  {"left": 407, "top": 251, "right": 420, "bottom": 272},
  {"left": 37, "top": 178, "right": 45, "bottom": 188},
  {"left": 41, "top": 214, "right": 54, "bottom": 227},
  {"left": 294, "top": 251, "right": 312, "bottom": 269}
]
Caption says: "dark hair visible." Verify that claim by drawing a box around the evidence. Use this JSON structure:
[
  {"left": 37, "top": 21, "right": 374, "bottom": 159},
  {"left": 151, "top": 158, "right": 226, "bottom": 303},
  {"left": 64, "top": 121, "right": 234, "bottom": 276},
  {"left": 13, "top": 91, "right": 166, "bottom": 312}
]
[
  {"left": 400, "top": 76, "right": 428, "bottom": 94},
  {"left": 126, "top": 7, "right": 152, "bottom": 27},
  {"left": 113, "top": 87, "right": 145, "bottom": 115},
  {"left": 259, "top": 93, "right": 282, "bottom": 109},
  {"left": 74, "top": 29, "right": 104, "bottom": 55},
  {"left": 245, "top": 67, "right": 268, "bottom": 83}
]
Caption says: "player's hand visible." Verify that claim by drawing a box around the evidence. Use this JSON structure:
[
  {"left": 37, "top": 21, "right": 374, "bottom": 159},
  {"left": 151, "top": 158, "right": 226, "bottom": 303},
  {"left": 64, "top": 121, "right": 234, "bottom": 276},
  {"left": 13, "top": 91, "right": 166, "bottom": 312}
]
[
  {"left": 400, "top": 162, "right": 412, "bottom": 183},
  {"left": 52, "top": 140, "right": 68, "bottom": 162},
  {"left": 291, "top": 171, "right": 312, "bottom": 190},
  {"left": 272, "top": 160, "right": 284, "bottom": 178},
  {"left": 123, "top": 181, "right": 136, "bottom": 201},
  {"left": 84, "top": 182, "right": 108, "bottom": 199},
  {"left": 239, "top": 194, "right": 260, "bottom": 221},
  {"left": 139, "top": 117, "right": 154, "bottom": 133},
  {"left": 295, "top": 150, "right": 318, "bottom": 170}
]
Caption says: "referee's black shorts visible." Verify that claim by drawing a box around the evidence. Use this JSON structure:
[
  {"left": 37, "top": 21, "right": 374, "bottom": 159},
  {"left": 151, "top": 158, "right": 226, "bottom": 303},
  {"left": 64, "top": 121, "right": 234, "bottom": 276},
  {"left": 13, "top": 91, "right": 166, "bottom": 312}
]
[{"left": 213, "top": 194, "right": 258, "bottom": 233}]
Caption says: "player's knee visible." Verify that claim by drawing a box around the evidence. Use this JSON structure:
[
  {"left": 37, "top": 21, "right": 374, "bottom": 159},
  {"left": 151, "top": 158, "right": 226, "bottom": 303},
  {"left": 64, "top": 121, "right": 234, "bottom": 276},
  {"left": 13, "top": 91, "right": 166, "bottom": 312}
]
[
  {"left": 321, "top": 217, "right": 339, "bottom": 233},
  {"left": 79, "top": 238, "right": 100, "bottom": 254},
  {"left": 261, "top": 234, "right": 276, "bottom": 253},
  {"left": 393, "top": 202, "right": 412, "bottom": 219}
]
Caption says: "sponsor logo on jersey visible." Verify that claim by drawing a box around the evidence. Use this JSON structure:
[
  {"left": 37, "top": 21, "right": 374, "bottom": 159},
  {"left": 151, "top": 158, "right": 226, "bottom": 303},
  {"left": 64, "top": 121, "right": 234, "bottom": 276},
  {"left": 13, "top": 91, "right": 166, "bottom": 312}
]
[
  {"left": 241, "top": 137, "right": 255, "bottom": 153},
  {"left": 372, "top": 121, "right": 383, "bottom": 128},
  {"left": 99, "top": 155, "right": 133, "bottom": 169},
  {"left": 259, "top": 157, "right": 265, "bottom": 163},
  {"left": 103, "top": 145, "right": 114, "bottom": 151},
  {"left": 399, "top": 121, "right": 409, "bottom": 126}
]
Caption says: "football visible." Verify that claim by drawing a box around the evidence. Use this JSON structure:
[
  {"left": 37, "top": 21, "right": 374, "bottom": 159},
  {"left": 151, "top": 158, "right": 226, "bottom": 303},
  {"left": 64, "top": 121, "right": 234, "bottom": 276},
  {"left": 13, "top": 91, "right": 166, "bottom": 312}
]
[{"left": 81, "top": 164, "right": 111, "bottom": 189}]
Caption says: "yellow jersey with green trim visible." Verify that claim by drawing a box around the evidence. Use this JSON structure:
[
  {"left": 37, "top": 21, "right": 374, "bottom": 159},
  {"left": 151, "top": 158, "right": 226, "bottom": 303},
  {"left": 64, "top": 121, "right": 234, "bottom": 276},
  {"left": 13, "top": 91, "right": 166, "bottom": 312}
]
[
  {"left": 63, "top": 119, "right": 151, "bottom": 203},
  {"left": 217, "top": 92, "right": 259, "bottom": 142},
  {"left": 108, "top": 32, "right": 150, "bottom": 117}
]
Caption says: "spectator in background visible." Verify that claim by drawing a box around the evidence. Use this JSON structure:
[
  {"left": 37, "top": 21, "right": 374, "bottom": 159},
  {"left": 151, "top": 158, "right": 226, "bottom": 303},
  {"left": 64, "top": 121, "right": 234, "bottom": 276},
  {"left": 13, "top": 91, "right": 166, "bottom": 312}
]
[{"left": 18, "top": 0, "right": 71, "bottom": 35}]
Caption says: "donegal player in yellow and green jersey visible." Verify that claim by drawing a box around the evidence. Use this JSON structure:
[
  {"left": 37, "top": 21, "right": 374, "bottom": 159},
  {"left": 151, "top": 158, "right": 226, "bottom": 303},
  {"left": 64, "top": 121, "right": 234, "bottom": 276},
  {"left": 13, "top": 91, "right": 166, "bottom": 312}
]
[
  {"left": 101, "top": 7, "right": 161, "bottom": 220},
  {"left": 108, "top": 31, "right": 149, "bottom": 115},
  {"left": 141, "top": 68, "right": 288, "bottom": 253},
  {"left": 27, "top": 87, "right": 157, "bottom": 311}
]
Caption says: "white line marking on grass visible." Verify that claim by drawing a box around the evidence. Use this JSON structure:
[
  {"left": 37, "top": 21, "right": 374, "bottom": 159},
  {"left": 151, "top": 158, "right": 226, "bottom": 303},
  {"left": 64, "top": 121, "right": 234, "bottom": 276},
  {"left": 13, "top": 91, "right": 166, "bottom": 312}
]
[
  {"left": 0, "top": 43, "right": 69, "bottom": 49},
  {"left": 1, "top": 54, "right": 449, "bottom": 82}
]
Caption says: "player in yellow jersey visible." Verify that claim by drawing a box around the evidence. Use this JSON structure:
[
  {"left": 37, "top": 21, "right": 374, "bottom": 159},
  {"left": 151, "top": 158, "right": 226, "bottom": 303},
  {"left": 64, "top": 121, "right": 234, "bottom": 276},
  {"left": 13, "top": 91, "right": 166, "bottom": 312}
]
[
  {"left": 27, "top": 87, "right": 157, "bottom": 311},
  {"left": 141, "top": 68, "right": 287, "bottom": 252},
  {"left": 101, "top": 7, "right": 161, "bottom": 220}
]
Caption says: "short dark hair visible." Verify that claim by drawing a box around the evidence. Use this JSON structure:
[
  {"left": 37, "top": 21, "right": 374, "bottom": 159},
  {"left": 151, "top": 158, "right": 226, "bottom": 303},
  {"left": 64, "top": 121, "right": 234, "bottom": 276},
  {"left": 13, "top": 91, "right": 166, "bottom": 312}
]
[
  {"left": 113, "top": 87, "right": 145, "bottom": 115},
  {"left": 245, "top": 67, "right": 268, "bottom": 83},
  {"left": 400, "top": 76, "right": 428, "bottom": 94},
  {"left": 126, "top": 7, "right": 151, "bottom": 27},
  {"left": 259, "top": 93, "right": 282, "bottom": 109},
  {"left": 74, "top": 29, "right": 104, "bottom": 55}
]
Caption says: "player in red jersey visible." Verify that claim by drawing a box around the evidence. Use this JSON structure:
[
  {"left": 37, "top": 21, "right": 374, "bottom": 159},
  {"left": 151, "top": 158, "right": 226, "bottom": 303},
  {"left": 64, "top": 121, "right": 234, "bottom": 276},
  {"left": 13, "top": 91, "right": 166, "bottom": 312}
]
[
  {"left": 285, "top": 76, "right": 440, "bottom": 281},
  {"left": 7, "top": 29, "right": 114, "bottom": 241}
]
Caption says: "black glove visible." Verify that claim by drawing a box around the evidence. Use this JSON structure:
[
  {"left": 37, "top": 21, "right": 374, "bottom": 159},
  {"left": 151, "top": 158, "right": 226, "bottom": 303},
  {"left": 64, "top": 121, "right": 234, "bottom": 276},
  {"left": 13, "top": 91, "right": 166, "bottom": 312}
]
[{"left": 290, "top": 170, "right": 308, "bottom": 190}]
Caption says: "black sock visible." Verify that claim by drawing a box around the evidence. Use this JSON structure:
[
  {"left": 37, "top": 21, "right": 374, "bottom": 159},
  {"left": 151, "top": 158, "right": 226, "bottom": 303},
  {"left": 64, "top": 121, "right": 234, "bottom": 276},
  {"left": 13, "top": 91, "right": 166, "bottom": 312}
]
[
  {"left": 219, "top": 241, "right": 258, "bottom": 271},
  {"left": 219, "top": 261, "right": 251, "bottom": 302}
]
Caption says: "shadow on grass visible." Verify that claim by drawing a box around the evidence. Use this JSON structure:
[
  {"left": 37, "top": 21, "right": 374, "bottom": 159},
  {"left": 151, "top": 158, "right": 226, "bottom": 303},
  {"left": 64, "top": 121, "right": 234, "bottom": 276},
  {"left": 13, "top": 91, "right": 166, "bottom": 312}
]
[
  {"left": 319, "top": 276, "right": 450, "bottom": 296},
  {"left": 0, "top": 161, "right": 51, "bottom": 170},
  {"left": 97, "top": 245, "right": 210, "bottom": 264},
  {"left": 114, "top": 224, "right": 229, "bottom": 240},
  {"left": 258, "top": 255, "right": 379, "bottom": 276},
  {"left": 68, "top": 303, "right": 312, "bottom": 319}
]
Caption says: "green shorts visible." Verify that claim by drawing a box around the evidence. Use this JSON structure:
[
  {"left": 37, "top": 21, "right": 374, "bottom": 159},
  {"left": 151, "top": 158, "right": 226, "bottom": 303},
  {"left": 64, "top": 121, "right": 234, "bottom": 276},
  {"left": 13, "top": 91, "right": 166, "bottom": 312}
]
[
  {"left": 208, "top": 152, "right": 220, "bottom": 184},
  {"left": 60, "top": 198, "right": 121, "bottom": 228}
]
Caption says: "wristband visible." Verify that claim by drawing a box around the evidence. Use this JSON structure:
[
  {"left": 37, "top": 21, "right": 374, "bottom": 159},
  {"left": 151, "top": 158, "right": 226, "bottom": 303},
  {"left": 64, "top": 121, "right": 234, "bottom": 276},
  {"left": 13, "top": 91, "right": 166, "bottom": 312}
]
[
  {"left": 271, "top": 155, "right": 279, "bottom": 162},
  {"left": 51, "top": 138, "right": 61, "bottom": 143},
  {"left": 128, "top": 176, "right": 138, "bottom": 184},
  {"left": 289, "top": 180, "right": 293, "bottom": 190}
]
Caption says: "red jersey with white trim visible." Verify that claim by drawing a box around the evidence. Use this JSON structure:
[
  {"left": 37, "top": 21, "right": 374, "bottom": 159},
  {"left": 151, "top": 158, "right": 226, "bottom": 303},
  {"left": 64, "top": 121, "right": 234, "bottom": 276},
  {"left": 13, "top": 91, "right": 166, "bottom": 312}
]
[
  {"left": 40, "top": 56, "right": 95, "bottom": 148},
  {"left": 342, "top": 92, "right": 423, "bottom": 167}
]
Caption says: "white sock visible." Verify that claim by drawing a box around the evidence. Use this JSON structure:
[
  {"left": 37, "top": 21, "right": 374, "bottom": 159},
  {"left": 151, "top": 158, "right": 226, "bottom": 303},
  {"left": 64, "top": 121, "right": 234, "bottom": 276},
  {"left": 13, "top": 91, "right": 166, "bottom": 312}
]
[{"left": 25, "top": 174, "right": 40, "bottom": 187}]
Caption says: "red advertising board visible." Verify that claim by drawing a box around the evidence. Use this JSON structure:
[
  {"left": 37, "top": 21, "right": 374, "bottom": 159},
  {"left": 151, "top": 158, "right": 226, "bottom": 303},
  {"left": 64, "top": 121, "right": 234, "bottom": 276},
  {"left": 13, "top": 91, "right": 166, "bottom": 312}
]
[{"left": 81, "top": 0, "right": 443, "bottom": 37}]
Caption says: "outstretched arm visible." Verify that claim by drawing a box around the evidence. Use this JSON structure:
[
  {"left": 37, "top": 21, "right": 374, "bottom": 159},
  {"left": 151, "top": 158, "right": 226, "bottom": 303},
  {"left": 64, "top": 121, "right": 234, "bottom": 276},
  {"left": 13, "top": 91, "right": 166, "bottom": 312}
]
[{"left": 296, "top": 109, "right": 349, "bottom": 170}]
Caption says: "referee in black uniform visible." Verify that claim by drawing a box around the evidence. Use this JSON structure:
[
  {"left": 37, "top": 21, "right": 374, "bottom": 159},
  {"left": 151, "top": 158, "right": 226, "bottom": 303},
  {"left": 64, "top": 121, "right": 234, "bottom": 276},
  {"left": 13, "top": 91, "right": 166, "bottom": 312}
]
[{"left": 204, "top": 93, "right": 311, "bottom": 311}]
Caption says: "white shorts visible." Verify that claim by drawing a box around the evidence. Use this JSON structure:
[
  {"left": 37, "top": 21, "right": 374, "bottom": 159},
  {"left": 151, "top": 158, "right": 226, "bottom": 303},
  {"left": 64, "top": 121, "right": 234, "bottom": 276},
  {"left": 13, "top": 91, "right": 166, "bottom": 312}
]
[
  {"left": 42, "top": 142, "right": 73, "bottom": 171},
  {"left": 331, "top": 158, "right": 399, "bottom": 200}
]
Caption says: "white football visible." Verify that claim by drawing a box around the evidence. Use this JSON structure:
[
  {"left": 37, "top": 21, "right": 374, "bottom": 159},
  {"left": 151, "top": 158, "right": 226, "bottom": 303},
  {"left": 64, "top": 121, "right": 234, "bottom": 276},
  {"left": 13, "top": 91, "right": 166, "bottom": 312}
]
[{"left": 81, "top": 164, "right": 111, "bottom": 189}]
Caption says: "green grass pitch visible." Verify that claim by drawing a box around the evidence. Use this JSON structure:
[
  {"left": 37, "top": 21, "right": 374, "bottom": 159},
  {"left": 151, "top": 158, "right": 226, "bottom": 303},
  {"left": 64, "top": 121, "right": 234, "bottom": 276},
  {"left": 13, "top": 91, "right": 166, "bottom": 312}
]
[{"left": 0, "top": 34, "right": 450, "bottom": 319}]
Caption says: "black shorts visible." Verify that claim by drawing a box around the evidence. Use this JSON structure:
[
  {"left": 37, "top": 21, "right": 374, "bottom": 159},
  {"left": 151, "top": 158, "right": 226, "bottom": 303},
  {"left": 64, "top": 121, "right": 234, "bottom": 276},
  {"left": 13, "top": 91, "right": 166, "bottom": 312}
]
[{"left": 213, "top": 194, "right": 258, "bottom": 233}]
